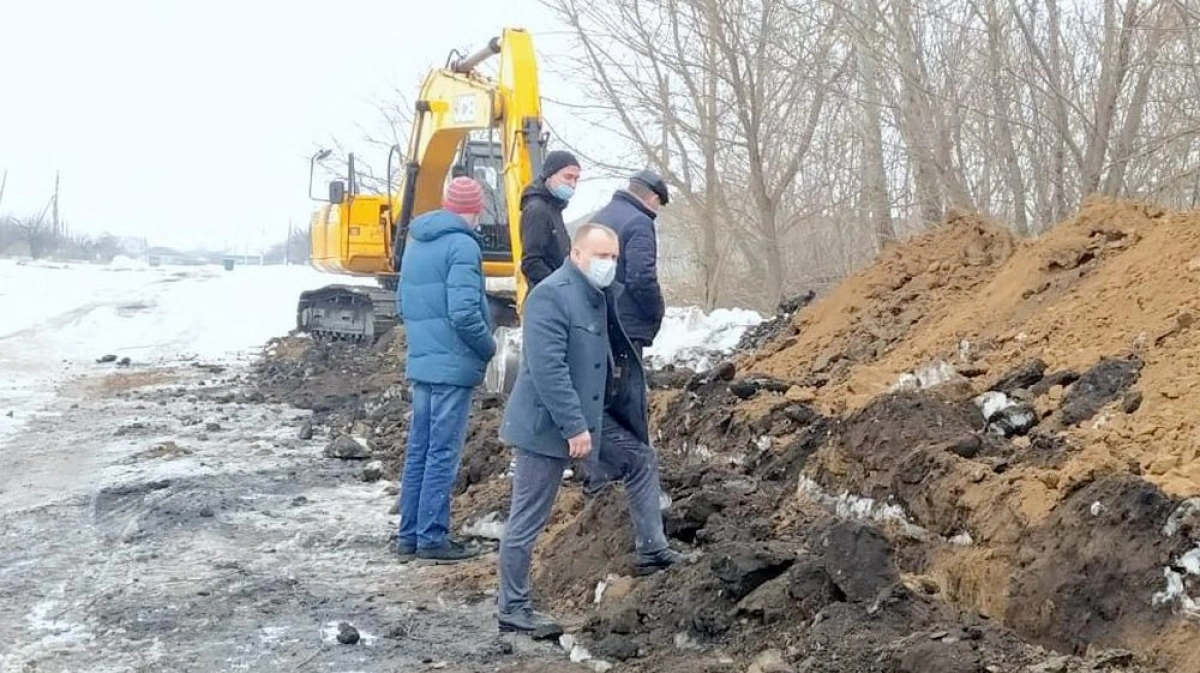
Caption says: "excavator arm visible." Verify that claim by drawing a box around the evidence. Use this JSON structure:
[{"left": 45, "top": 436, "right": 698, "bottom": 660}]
[{"left": 297, "top": 28, "right": 546, "bottom": 344}]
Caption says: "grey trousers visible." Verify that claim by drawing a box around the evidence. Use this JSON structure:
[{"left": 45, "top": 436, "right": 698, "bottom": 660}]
[{"left": 496, "top": 414, "right": 671, "bottom": 615}]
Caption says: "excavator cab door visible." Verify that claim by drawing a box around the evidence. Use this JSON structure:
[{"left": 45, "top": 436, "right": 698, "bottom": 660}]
[{"left": 459, "top": 139, "right": 512, "bottom": 264}]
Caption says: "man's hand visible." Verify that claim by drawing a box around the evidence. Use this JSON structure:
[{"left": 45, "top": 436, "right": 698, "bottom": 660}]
[{"left": 568, "top": 430, "right": 592, "bottom": 459}]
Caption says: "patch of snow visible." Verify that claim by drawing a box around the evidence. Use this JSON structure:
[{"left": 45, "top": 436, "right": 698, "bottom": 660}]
[
  {"left": 106, "top": 255, "right": 150, "bottom": 271},
  {"left": 892, "top": 360, "right": 961, "bottom": 392},
  {"left": 461, "top": 511, "right": 506, "bottom": 541},
  {"left": 644, "top": 306, "right": 764, "bottom": 372},
  {"left": 974, "top": 391, "right": 1012, "bottom": 421},
  {"left": 949, "top": 532, "right": 974, "bottom": 547},
  {"left": 1152, "top": 568, "right": 1200, "bottom": 618},
  {"left": 0, "top": 259, "right": 374, "bottom": 445},
  {"left": 796, "top": 475, "right": 913, "bottom": 526},
  {"left": 1181, "top": 547, "right": 1200, "bottom": 576},
  {"left": 1164, "top": 498, "right": 1200, "bottom": 537}
]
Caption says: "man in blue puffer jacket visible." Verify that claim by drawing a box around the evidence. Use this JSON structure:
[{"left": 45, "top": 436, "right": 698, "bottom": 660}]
[
  {"left": 395, "top": 176, "right": 496, "bottom": 564},
  {"left": 590, "top": 169, "right": 670, "bottom": 358}
]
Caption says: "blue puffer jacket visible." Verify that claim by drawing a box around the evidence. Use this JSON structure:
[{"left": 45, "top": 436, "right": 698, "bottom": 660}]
[{"left": 398, "top": 209, "right": 496, "bottom": 388}]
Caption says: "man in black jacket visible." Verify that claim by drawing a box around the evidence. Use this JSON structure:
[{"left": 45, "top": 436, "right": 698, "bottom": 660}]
[
  {"left": 518, "top": 150, "right": 581, "bottom": 289},
  {"left": 590, "top": 169, "right": 670, "bottom": 358}
]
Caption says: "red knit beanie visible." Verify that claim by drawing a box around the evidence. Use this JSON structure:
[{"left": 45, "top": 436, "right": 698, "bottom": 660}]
[{"left": 443, "top": 176, "right": 485, "bottom": 215}]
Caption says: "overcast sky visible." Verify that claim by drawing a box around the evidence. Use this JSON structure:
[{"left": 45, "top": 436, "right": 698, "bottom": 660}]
[{"left": 0, "top": 0, "right": 622, "bottom": 251}]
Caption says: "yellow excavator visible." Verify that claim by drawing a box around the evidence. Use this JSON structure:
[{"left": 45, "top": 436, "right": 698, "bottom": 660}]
[{"left": 298, "top": 27, "right": 546, "bottom": 393}]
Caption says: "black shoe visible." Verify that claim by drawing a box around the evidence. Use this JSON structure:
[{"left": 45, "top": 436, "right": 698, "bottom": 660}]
[
  {"left": 635, "top": 547, "right": 687, "bottom": 576},
  {"left": 396, "top": 542, "right": 416, "bottom": 562},
  {"left": 497, "top": 608, "right": 563, "bottom": 639},
  {"left": 416, "top": 539, "right": 481, "bottom": 564}
]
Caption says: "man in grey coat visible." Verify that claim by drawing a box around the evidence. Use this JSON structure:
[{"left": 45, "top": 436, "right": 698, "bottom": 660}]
[{"left": 494, "top": 223, "right": 685, "bottom": 635}]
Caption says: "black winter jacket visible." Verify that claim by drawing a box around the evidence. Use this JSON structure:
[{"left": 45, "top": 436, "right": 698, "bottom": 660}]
[
  {"left": 590, "top": 190, "right": 665, "bottom": 345},
  {"left": 518, "top": 179, "right": 570, "bottom": 288}
]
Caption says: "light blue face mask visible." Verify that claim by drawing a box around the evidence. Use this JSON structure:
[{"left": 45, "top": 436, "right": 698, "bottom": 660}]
[{"left": 550, "top": 183, "right": 575, "bottom": 201}]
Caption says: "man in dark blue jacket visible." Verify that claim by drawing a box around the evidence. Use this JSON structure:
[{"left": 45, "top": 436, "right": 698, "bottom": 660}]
[
  {"left": 494, "top": 223, "right": 684, "bottom": 636},
  {"left": 590, "top": 169, "right": 670, "bottom": 358},
  {"left": 395, "top": 177, "right": 496, "bottom": 564}
]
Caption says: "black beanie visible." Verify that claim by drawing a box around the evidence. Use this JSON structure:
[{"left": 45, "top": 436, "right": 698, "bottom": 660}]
[{"left": 541, "top": 150, "right": 580, "bottom": 180}]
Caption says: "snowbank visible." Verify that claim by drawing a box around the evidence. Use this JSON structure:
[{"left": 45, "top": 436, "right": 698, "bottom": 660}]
[
  {"left": 106, "top": 255, "right": 150, "bottom": 271},
  {"left": 0, "top": 259, "right": 375, "bottom": 444},
  {"left": 644, "top": 306, "right": 765, "bottom": 372}
]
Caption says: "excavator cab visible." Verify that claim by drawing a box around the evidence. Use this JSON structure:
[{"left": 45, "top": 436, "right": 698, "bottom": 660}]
[{"left": 455, "top": 138, "right": 512, "bottom": 264}]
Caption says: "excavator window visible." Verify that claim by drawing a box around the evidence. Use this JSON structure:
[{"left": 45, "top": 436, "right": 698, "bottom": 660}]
[{"left": 459, "top": 139, "right": 511, "bottom": 263}]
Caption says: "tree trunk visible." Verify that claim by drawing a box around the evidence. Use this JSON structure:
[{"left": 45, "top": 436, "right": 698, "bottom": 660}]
[
  {"left": 855, "top": 0, "right": 895, "bottom": 248},
  {"left": 985, "top": 0, "right": 1031, "bottom": 235}
]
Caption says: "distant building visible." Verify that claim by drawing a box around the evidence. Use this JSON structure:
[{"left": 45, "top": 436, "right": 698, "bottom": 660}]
[{"left": 146, "top": 246, "right": 216, "bottom": 266}]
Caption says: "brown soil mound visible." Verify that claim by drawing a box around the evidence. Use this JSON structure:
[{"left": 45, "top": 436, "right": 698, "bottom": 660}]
[{"left": 248, "top": 196, "right": 1200, "bottom": 673}]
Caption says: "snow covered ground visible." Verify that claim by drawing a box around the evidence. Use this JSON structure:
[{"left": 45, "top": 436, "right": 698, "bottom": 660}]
[
  {"left": 0, "top": 258, "right": 374, "bottom": 444},
  {"left": 644, "top": 306, "right": 765, "bottom": 372}
]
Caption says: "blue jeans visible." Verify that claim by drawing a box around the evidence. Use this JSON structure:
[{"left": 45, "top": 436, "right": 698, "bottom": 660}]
[{"left": 396, "top": 382, "right": 475, "bottom": 550}]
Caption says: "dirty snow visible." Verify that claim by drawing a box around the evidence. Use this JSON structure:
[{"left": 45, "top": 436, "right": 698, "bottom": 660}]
[
  {"left": 0, "top": 259, "right": 569, "bottom": 671},
  {"left": 0, "top": 258, "right": 374, "bottom": 443},
  {"left": 643, "top": 306, "right": 764, "bottom": 372}
]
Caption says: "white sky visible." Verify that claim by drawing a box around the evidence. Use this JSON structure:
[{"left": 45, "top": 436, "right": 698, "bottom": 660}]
[{"left": 0, "top": 0, "right": 622, "bottom": 252}]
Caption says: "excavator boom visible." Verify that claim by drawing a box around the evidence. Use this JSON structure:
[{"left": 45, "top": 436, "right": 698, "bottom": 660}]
[{"left": 297, "top": 28, "right": 545, "bottom": 346}]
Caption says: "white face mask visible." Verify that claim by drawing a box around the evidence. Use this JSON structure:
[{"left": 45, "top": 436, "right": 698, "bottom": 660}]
[{"left": 585, "top": 257, "right": 617, "bottom": 288}]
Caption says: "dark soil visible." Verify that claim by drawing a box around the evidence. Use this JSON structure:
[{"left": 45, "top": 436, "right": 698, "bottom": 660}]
[
  {"left": 249, "top": 331, "right": 1180, "bottom": 673},
  {"left": 736, "top": 290, "right": 817, "bottom": 352},
  {"left": 1007, "top": 474, "right": 1194, "bottom": 656}
]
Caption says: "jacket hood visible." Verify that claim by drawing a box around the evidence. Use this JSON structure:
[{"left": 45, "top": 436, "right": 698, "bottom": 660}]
[
  {"left": 520, "top": 178, "right": 567, "bottom": 211},
  {"left": 410, "top": 209, "right": 476, "bottom": 243}
]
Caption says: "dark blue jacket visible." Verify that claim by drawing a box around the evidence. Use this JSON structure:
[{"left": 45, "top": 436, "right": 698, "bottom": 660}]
[
  {"left": 500, "top": 261, "right": 648, "bottom": 459},
  {"left": 398, "top": 209, "right": 495, "bottom": 388},
  {"left": 590, "top": 190, "right": 665, "bottom": 345}
]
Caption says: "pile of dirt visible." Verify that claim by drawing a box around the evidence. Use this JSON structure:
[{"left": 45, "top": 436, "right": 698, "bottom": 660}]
[{"left": 246, "top": 196, "right": 1200, "bottom": 673}]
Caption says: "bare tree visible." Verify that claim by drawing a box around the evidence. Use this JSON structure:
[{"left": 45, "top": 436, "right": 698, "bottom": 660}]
[{"left": 529, "top": 0, "right": 1200, "bottom": 309}]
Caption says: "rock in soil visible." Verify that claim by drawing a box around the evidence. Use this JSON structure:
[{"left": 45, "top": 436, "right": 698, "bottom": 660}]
[
  {"left": 818, "top": 520, "right": 898, "bottom": 603},
  {"left": 336, "top": 621, "right": 360, "bottom": 645},
  {"left": 709, "top": 542, "right": 796, "bottom": 601},
  {"left": 1060, "top": 356, "right": 1142, "bottom": 425},
  {"left": 362, "top": 460, "right": 385, "bottom": 482},
  {"left": 324, "top": 435, "right": 371, "bottom": 460}
]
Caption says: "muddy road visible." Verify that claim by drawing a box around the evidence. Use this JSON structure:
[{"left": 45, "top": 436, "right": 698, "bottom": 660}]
[{"left": 0, "top": 363, "right": 571, "bottom": 673}]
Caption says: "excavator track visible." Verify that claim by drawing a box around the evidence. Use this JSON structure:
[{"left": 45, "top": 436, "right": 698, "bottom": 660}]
[{"left": 296, "top": 284, "right": 398, "bottom": 344}]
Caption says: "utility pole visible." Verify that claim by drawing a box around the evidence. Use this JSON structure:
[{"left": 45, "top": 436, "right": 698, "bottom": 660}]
[
  {"left": 52, "top": 170, "right": 61, "bottom": 239},
  {"left": 0, "top": 169, "right": 7, "bottom": 211}
]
